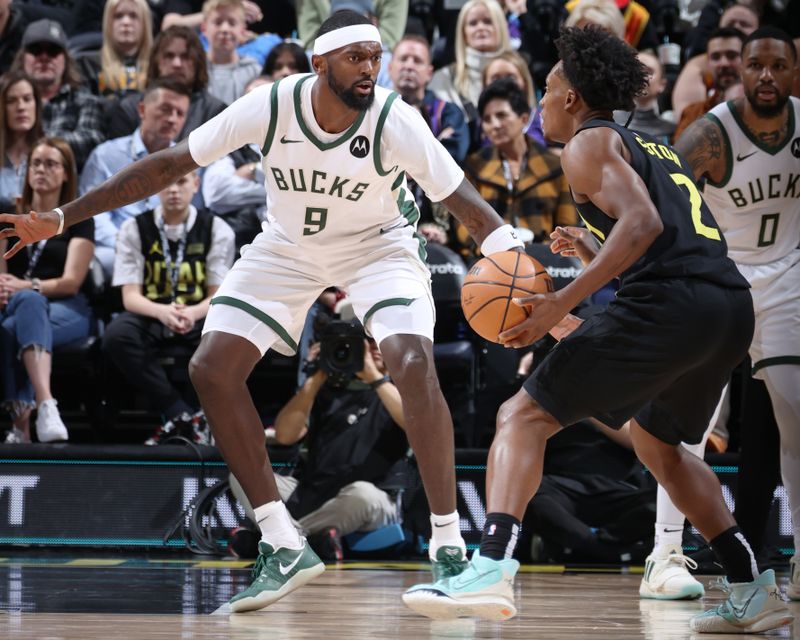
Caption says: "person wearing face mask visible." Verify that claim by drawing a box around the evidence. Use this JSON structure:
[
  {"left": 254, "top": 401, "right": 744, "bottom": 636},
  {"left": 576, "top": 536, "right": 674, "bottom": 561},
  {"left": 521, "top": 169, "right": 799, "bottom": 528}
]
[
  {"left": 428, "top": 0, "right": 510, "bottom": 151},
  {"left": 0, "top": 71, "right": 43, "bottom": 215}
]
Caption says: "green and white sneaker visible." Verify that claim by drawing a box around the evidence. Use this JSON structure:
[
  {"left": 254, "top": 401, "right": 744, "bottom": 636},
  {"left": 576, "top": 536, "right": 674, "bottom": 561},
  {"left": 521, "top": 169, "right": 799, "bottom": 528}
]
[
  {"left": 431, "top": 545, "right": 469, "bottom": 582},
  {"left": 403, "top": 550, "right": 519, "bottom": 621},
  {"left": 689, "top": 569, "right": 794, "bottom": 634},
  {"left": 229, "top": 540, "right": 325, "bottom": 613},
  {"left": 639, "top": 544, "right": 705, "bottom": 600}
]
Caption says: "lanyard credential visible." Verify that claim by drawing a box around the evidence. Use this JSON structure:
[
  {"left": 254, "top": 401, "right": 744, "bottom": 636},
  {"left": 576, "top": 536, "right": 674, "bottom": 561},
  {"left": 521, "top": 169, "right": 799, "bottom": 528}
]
[
  {"left": 24, "top": 240, "right": 48, "bottom": 279},
  {"left": 156, "top": 217, "right": 187, "bottom": 302}
]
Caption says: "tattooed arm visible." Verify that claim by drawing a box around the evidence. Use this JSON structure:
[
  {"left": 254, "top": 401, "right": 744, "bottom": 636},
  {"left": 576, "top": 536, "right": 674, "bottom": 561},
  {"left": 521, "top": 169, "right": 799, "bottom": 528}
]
[
  {"left": 674, "top": 116, "right": 727, "bottom": 184},
  {"left": 0, "top": 142, "right": 198, "bottom": 257},
  {"left": 439, "top": 178, "right": 507, "bottom": 246}
]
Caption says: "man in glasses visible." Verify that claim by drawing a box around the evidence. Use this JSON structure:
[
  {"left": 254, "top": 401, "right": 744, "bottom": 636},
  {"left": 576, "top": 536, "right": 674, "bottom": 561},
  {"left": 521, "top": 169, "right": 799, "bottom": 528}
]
[{"left": 10, "top": 19, "right": 105, "bottom": 169}]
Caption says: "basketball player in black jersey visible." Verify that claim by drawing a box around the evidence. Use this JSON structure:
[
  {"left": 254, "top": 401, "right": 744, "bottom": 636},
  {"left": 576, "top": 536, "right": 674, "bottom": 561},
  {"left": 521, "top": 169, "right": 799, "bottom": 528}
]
[{"left": 403, "top": 27, "right": 794, "bottom": 633}]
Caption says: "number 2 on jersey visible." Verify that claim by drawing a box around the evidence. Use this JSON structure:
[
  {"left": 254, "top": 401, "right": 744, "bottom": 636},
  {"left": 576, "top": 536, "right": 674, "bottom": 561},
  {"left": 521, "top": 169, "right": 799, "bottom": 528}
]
[
  {"left": 303, "top": 207, "right": 328, "bottom": 236},
  {"left": 669, "top": 173, "right": 721, "bottom": 241}
]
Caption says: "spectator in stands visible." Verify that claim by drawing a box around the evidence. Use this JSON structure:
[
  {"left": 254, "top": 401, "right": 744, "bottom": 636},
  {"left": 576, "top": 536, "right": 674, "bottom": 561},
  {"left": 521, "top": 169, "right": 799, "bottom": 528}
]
[
  {"left": 614, "top": 51, "right": 675, "bottom": 144},
  {"left": 673, "top": 27, "right": 745, "bottom": 141},
  {"left": 482, "top": 50, "right": 544, "bottom": 146},
  {"left": 455, "top": 79, "right": 575, "bottom": 258},
  {"left": 682, "top": 1, "right": 759, "bottom": 61},
  {"left": 672, "top": 4, "right": 758, "bottom": 121},
  {"left": 201, "top": 75, "right": 267, "bottom": 251},
  {"left": 10, "top": 19, "right": 106, "bottom": 169},
  {"left": 102, "top": 170, "right": 235, "bottom": 445},
  {"left": 261, "top": 41, "right": 311, "bottom": 81},
  {"left": 428, "top": 0, "right": 510, "bottom": 151},
  {"left": 0, "top": 137, "right": 94, "bottom": 444},
  {"left": 564, "top": 0, "right": 625, "bottom": 40},
  {"left": 78, "top": 0, "right": 154, "bottom": 100},
  {"left": 0, "top": 0, "right": 28, "bottom": 75},
  {"left": 563, "top": 0, "right": 662, "bottom": 54},
  {"left": 201, "top": 0, "right": 261, "bottom": 105},
  {"left": 105, "top": 25, "right": 227, "bottom": 141},
  {"left": 81, "top": 78, "right": 190, "bottom": 278},
  {"left": 388, "top": 34, "right": 469, "bottom": 245},
  {"left": 230, "top": 312, "right": 410, "bottom": 558},
  {"left": 0, "top": 71, "right": 43, "bottom": 214},
  {"left": 297, "top": 0, "right": 408, "bottom": 52}
]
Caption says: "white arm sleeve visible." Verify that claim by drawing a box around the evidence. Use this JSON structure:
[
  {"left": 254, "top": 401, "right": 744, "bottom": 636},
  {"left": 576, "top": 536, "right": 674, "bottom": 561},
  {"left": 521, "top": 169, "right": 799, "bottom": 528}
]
[
  {"left": 188, "top": 83, "right": 273, "bottom": 168},
  {"left": 383, "top": 98, "right": 465, "bottom": 202}
]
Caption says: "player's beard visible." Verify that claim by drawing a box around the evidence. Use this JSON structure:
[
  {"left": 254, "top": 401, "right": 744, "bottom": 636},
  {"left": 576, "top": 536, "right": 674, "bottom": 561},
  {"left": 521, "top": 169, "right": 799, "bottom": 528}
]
[
  {"left": 328, "top": 70, "right": 375, "bottom": 111},
  {"left": 745, "top": 86, "right": 790, "bottom": 118}
]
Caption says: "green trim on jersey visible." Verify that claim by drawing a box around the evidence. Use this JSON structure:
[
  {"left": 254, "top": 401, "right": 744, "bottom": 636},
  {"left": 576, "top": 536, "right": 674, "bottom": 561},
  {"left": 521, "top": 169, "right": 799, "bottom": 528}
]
[
  {"left": 293, "top": 75, "right": 366, "bottom": 150},
  {"left": 727, "top": 99, "right": 795, "bottom": 155},
  {"left": 261, "top": 79, "right": 282, "bottom": 156},
  {"left": 703, "top": 113, "right": 733, "bottom": 189},
  {"left": 210, "top": 296, "right": 298, "bottom": 352},
  {"left": 391, "top": 170, "right": 405, "bottom": 191},
  {"left": 373, "top": 92, "right": 401, "bottom": 176},
  {"left": 364, "top": 297, "right": 416, "bottom": 326},
  {"left": 752, "top": 355, "right": 800, "bottom": 375},
  {"left": 414, "top": 231, "right": 428, "bottom": 263}
]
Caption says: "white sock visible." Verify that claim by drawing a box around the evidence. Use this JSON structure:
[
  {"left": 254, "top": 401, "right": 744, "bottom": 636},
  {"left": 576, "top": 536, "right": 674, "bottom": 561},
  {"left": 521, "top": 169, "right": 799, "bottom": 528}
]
[
  {"left": 429, "top": 511, "right": 466, "bottom": 560},
  {"left": 253, "top": 500, "right": 303, "bottom": 550},
  {"left": 653, "top": 396, "right": 719, "bottom": 551}
]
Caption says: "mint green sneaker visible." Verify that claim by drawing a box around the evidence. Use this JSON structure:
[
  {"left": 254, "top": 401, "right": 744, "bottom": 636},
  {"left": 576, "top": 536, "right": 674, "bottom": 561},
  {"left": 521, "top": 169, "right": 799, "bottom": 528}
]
[
  {"left": 229, "top": 540, "right": 325, "bottom": 613},
  {"left": 689, "top": 569, "right": 794, "bottom": 633},
  {"left": 403, "top": 550, "right": 519, "bottom": 621},
  {"left": 431, "top": 545, "right": 469, "bottom": 582}
]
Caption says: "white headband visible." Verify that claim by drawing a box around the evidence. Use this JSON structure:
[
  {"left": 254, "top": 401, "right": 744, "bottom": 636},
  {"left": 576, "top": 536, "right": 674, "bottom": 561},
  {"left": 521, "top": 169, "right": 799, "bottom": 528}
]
[{"left": 313, "top": 24, "right": 382, "bottom": 55}]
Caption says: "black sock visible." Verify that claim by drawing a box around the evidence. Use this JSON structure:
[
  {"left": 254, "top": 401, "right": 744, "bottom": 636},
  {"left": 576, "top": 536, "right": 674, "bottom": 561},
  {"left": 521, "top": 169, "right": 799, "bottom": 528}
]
[
  {"left": 709, "top": 526, "right": 758, "bottom": 583},
  {"left": 480, "top": 513, "right": 521, "bottom": 561}
]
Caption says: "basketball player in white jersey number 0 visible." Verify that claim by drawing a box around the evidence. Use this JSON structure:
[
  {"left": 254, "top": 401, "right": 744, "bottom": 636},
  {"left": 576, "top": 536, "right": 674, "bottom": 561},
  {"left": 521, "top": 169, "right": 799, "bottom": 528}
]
[
  {"left": 676, "top": 27, "right": 800, "bottom": 601},
  {"left": 0, "top": 11, "right": 532, "bottom": 613}
]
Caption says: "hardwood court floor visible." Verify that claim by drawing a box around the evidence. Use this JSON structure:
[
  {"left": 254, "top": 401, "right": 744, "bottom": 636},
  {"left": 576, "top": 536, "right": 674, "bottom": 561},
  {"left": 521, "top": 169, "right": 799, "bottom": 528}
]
[{"left": 0, "top": 556, "right": 797, "bottom": 639}]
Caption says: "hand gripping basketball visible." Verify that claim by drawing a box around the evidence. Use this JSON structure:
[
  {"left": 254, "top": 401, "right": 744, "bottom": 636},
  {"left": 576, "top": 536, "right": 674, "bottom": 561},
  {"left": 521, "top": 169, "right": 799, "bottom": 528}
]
[{"left": 460, "top": 251, "right": 553, "bottom": 343}]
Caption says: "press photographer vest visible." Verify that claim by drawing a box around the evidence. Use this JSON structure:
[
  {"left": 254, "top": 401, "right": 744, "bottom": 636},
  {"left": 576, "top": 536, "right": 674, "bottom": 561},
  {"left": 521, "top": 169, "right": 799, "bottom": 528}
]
[{"left": 135, "top": 209, "right": 214, "bottom": 305}]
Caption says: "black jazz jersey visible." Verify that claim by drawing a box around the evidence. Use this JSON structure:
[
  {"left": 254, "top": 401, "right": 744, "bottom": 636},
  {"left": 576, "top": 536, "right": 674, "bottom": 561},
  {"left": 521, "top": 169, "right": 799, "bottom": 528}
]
[{"left": 573, "top": 119, "right": 749, "bottom": 290}]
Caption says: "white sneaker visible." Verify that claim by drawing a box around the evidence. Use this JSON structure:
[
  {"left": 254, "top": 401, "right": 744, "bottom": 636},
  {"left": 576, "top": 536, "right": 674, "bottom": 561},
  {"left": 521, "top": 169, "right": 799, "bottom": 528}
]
[
  {"left": 640, "top": 544, "right": 705, "bottom": 600},
  {"left": 789, "top": 555, "right": 799, "bottom": 601},
  {"left": 35, "top": 399, "right": 68, "bottom": 443},
  {"left": 3, "top": 427, "right": 30, "bottom": 444}
]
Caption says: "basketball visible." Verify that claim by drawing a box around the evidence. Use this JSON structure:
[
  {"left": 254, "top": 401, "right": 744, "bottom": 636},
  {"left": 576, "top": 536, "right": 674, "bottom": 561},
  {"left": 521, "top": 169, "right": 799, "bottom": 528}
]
[{"left": 460, "top": 251, "right": 554, "bottom": 343}]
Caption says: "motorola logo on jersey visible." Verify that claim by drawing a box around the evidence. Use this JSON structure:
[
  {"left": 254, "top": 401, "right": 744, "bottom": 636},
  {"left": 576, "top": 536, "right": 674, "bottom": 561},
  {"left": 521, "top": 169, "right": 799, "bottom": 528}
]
[
  {"left": 350, "top": 136, "right": 370, "bottom": 158},
  {"left": 791, "top": 138, "right": 800, "bottom": 158}
]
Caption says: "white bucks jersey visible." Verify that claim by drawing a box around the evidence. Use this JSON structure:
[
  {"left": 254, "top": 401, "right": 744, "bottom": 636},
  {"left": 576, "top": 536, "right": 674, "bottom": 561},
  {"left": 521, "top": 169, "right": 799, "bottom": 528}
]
[
  {"left": 258, "top": 74, "right": 423, "bottom": 256},
  {"left": 702, "top": 97, "right": 800, "bottom": 265}
]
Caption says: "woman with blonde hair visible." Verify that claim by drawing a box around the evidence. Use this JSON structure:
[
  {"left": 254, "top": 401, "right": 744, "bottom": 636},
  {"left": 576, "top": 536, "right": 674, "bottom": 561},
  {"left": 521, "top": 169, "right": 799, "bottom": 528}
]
[
  {"left": 564, "top": 0, "right": 625, "bottom": 40},
  {"left": 0, "top": 71, "right": 43, "bottom": 214},
  {"left": 0, "top": 138, "right": 95, "bottom": 444},
  {"left": 429, "top": 0, "right": 510, "bottom": 149},
  {"left": 82, "top": 0, "right": 154, "bottom": 98}
]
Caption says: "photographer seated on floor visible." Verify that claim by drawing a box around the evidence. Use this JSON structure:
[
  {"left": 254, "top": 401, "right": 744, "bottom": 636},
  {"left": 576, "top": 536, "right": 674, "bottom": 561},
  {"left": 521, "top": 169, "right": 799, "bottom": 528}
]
[{"left": 229, "top": 307, "right": 410, "bottom": 560}]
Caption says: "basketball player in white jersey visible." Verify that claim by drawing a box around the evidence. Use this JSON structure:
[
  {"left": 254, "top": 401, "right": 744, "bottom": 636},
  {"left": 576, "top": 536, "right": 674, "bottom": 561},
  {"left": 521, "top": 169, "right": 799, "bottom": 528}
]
[
  {"left": 0, "top": 11, "right": 527, "bottom": 612},
  {"left": 675, "top": 26, "right": 800, "bottom": 601}
]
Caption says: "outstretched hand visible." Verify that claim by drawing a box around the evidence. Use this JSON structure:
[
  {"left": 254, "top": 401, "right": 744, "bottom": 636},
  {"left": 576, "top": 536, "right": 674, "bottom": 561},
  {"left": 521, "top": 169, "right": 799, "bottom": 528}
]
[
  {"left": 0, "top": 210, "right": 60, "bottom": 259},
  {"left": 549, "top": 226, "right": 599, "bottom": 266}
]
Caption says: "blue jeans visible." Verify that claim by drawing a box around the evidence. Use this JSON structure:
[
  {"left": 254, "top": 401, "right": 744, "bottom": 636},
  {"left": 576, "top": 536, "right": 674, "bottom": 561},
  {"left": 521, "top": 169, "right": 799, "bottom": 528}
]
[{"left": 0, "top": 289, "right": 92, "bottom": 406}]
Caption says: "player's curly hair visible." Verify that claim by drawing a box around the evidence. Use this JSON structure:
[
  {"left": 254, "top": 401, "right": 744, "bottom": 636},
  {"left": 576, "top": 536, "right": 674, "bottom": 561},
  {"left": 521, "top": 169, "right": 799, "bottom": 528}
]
[{"left": 555, "top": 26, "right": 648, "bottom": 112}]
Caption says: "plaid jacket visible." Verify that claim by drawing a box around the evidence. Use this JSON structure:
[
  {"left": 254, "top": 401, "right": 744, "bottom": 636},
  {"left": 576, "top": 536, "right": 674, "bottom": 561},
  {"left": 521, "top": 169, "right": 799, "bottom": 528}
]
[
  {"left": 42, "top": 85, "right": 106, "bottom": 170},
  {"left": 456, "top": 137, "right": 577, "bottom": 258}
]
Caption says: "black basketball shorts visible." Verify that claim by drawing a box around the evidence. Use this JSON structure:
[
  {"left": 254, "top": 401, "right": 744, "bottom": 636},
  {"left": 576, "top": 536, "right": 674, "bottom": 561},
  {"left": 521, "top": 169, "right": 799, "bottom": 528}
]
[{"left": 523, "top": 278, "right": 754, "bottom": 445}]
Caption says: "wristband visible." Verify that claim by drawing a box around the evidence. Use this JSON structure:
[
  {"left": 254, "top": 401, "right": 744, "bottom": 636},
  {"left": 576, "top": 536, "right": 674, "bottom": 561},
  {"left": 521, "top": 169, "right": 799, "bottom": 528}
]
[
  {"left": 480, "top": 224, "right": 524, "bottom": 256},
  {"left": 53, "top": 207, "right": 65, "bottom": 235},
  {"left": 369, "top": 375, "right": 390, "bottom": 389}
]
